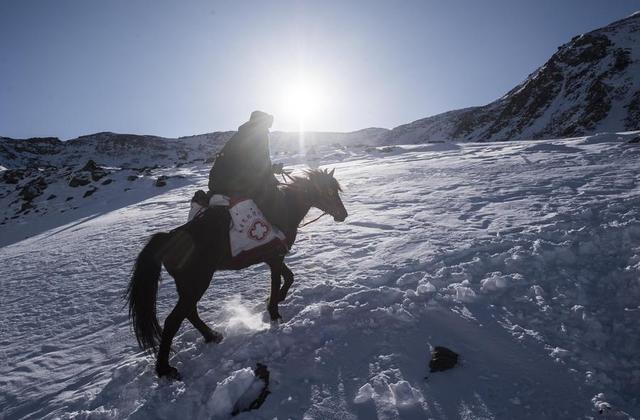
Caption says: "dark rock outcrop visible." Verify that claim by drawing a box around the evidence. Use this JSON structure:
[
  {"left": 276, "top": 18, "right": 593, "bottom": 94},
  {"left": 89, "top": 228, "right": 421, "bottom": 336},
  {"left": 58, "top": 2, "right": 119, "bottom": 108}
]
[
  {"left": 81, "top": 159, "right": 99, "bottom": 172},
  {"left": 19, "top": 177, "right": 47, "bottom": 202},
  {"left": 2, "top": 169, "right": 25, "bottom": 184},
  {"left": 83, "top": 187, "right": 98, "bottom": 198},
  {"left": 80, "top": 159, "right": 109, "bottom": 181},
  {"left": 154, "top": 175, "right": 168, "bottom": 187},
  {"left": 69, "top": 174, "right": 91, "bottom": 188}
]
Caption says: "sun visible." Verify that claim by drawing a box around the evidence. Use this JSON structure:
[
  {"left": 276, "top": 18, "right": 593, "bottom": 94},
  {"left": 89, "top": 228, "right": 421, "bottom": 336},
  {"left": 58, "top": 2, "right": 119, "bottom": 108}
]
[{"left": 281, "top": 80, "right": 327, "bottom": 131}]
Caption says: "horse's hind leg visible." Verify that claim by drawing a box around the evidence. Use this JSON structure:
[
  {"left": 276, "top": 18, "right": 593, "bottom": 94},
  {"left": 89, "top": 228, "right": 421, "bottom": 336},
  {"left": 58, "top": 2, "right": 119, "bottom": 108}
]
[
  {"left": 266, "top": 258, "right": 284, "bottom": 321},
  {"left": 156, "top": 297, "right": 193, "bottom": 379},
  {"left": 278, "top": 263, "right": 294, "bottom": 303},
  {"left": 156, "top": 269, "right": 213, "bottom": 379},
  {"left": 188, "top": 307, "right": 223, "bottom": 343}
]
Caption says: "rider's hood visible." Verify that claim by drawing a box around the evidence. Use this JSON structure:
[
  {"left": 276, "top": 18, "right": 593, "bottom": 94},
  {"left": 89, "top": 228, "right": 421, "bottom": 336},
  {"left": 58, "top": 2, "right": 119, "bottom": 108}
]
[{"left": 239, "top": 111, "right": 273, "bottom": 131}]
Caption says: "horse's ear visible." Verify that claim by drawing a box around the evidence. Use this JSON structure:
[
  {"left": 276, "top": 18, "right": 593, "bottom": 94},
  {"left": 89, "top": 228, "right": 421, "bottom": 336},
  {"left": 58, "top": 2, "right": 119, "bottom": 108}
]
[{"left": 329, "top": 168, "right": 335, "bottom": 177}]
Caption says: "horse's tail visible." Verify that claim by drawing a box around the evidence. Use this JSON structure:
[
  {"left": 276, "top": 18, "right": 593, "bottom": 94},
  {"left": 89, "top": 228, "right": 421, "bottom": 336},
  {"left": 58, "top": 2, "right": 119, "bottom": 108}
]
[{"left": 125, "top": 232, "right": 170, "bottom": 354}]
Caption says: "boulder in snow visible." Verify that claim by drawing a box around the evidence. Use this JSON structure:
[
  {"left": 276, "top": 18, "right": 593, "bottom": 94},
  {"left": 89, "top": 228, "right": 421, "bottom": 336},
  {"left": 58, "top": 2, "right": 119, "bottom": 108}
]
[
  {"left": 80, "top": 159, "right": 109, "bottom": 181},
  {"left": 83, "top": 187, "right": 98, "bottom": 198},
  {"left": 2, "top": 169, "right": 25, "bottom": 184},
  {"left": 19, "top": 177, "right": 47, "bottom": 201},
  {"left": 69, "top": 174, "right": 91, "bottom": 187},
  {"left": 429, "top": 346, "right": 459, "bottom": 373},
  {"left": 81, "top": 159, "right": 99, "bottom": 172},
  {"left": 154, "top": 175, "right": 168, "bottom": 187}
]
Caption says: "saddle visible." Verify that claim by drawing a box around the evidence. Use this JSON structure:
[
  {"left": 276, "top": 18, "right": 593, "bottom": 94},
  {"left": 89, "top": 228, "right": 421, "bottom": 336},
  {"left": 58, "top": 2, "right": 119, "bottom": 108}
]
[{"left": 188, "top": 190, "right": 288, "bottom": 268}]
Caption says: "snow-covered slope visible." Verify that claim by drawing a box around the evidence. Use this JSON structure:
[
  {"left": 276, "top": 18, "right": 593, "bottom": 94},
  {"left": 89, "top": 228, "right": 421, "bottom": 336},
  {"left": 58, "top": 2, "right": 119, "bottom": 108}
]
[
  {"left": 384, "top": 12, "right": 640, "bottom": 144},
  {"left": 0, "top": 129, "right": 388, "bottom": 245},
  {"left": 1, "top": 132, "right": 639, "bottom": 419}
]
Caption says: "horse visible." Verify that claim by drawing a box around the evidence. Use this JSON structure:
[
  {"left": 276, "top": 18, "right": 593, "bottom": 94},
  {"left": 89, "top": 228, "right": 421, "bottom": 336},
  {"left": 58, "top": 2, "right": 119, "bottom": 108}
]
[{"left": 125, "top": 168, "right": 348, "bottom": 380}]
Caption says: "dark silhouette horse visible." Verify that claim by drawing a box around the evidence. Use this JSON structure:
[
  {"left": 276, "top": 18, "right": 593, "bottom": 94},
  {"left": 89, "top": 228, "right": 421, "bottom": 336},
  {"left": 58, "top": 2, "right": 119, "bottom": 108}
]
[{"left": 126, "top": 169, "right": 348, "bottom": 379}]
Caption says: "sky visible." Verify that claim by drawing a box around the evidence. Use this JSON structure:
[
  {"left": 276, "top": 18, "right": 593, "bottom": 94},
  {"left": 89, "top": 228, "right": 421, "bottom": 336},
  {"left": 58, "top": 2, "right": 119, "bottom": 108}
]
[{"left": 1, "top": 1, "right": 639, "bottom": 140}]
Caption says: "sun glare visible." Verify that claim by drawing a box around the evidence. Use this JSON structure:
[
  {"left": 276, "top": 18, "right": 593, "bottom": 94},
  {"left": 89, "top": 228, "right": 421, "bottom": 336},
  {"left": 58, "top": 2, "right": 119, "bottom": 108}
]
[{"left": 281, "top": 80, "right": 327, "bottom": 131}]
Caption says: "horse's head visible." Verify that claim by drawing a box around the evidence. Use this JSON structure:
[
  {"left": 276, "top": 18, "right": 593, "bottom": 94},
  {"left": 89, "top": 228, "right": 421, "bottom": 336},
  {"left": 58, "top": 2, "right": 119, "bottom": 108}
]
[{"left": 306, "top": 168, "right": 348, "bottom": 222}]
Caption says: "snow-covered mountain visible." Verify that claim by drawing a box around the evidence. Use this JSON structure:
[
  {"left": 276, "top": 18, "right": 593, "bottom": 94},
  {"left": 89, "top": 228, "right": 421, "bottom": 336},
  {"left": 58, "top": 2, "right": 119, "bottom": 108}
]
[
  {"left": 0, "top": 132, "right": 218, "bottom": 238},
  {"left": 0, "top": 128, "right": 391, "bottom": 243},
  {"left": 0, "top": 128, "right": 390, "bottom": 171},
  {"left": 0, "top": 131, "right": 232, "bottom": 170},
  {"left": 384, "top": 12, "right": 640, "bottom": 144}
]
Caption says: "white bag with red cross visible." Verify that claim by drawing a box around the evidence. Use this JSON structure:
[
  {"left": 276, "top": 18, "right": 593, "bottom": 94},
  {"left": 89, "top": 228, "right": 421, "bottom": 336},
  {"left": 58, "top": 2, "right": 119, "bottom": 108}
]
[
  {"left": 226, "top": 197, "right": 287, "bottom": 257},
  {"left": 188, "top": 195, "right": 288, "bottom": 266}
]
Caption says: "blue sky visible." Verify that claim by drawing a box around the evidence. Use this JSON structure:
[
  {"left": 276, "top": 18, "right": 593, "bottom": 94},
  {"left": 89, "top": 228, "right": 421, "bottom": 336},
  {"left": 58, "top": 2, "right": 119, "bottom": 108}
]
[{"left": 1, "top": 1, "right": 639, "bottom": 139}]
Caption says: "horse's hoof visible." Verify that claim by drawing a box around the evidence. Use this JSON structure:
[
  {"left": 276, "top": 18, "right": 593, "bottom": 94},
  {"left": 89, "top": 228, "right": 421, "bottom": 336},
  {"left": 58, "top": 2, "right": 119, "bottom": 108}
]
[
  {"left": 205, "top": 330, "right": 223, "bottom": 344},
  {"left": 268, "top": 309, "right": 282, "bottom": 322},
  {"left": 156, "top": 364, "right": 182, "bottom": 381},
  {"left": 269, "top": 314, "right": 283, "bottom": 324},
  {"left": 267, "top": 303, "right": 278, "bottom": 319}
]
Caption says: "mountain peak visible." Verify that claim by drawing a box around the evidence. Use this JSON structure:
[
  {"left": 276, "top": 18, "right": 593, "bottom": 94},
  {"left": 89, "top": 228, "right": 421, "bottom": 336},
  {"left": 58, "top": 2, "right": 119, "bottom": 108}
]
[{"left": 385, "top": 13, "right": 640, "bottom": 144}]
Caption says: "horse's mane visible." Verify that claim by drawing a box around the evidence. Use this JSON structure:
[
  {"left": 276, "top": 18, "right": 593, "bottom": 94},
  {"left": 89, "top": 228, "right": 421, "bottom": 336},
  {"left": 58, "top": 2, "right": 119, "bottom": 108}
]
[{"left": 281, "top": 168, "right": 342, "bottom": 192}]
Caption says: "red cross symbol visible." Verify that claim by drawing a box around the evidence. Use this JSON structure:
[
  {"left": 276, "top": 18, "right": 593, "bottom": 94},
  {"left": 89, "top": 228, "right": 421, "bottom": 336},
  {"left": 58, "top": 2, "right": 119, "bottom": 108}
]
[{"left": 249, "top": 220, "right": 270, "bottom": 240}]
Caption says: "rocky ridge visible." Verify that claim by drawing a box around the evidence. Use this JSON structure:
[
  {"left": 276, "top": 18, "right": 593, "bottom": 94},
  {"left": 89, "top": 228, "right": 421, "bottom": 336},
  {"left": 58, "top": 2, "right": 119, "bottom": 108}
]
[{"left": 384, "top": 12, "right": 640, "bottom": 144}]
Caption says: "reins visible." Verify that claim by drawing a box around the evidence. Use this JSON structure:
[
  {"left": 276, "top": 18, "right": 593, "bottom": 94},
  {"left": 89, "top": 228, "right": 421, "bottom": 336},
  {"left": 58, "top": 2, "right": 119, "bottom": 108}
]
[
  {"left": 299, "top": 211, "right": 328, "bottom": 227},
  {"left": 280, "top": 170, "right": 296, "bottom": 183}
]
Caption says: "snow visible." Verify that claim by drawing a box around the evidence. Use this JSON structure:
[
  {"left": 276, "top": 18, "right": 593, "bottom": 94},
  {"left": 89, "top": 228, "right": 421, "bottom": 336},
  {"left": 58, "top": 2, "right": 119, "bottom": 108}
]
[
  {"left": 1, "top": 132, "right": 640, "bottom": 419},
  {"left": 206, "top": 367, "right": 263, "bottom": 417}
]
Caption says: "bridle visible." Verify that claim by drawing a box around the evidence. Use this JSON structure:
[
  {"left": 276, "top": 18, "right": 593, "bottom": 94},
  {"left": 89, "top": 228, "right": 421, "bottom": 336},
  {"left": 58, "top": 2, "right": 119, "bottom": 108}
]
[{"left": 280, "top": 171, "right": 339, "bottom": 228}]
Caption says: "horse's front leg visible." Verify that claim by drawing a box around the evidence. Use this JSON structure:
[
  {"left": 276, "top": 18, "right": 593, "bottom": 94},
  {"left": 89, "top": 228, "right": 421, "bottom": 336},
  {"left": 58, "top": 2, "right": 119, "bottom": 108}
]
[
  {"left": 279, "top": 263, "right": 294, "bottom": 303},
  {"left": 267, "top": 258, "right": 283, "bottom": 321}
]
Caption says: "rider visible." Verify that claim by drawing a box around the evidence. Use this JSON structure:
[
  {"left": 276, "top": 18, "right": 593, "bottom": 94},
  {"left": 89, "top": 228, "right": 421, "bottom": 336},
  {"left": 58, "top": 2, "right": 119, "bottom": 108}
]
[{"left": 208, "top": 110, "right": 285, "bottom": 230}]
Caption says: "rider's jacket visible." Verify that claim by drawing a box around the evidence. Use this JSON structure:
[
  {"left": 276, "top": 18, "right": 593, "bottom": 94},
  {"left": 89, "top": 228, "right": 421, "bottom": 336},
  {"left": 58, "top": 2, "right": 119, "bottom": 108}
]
[{"left": 208, "top": 118, "right": 278, "bottom": 197}]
